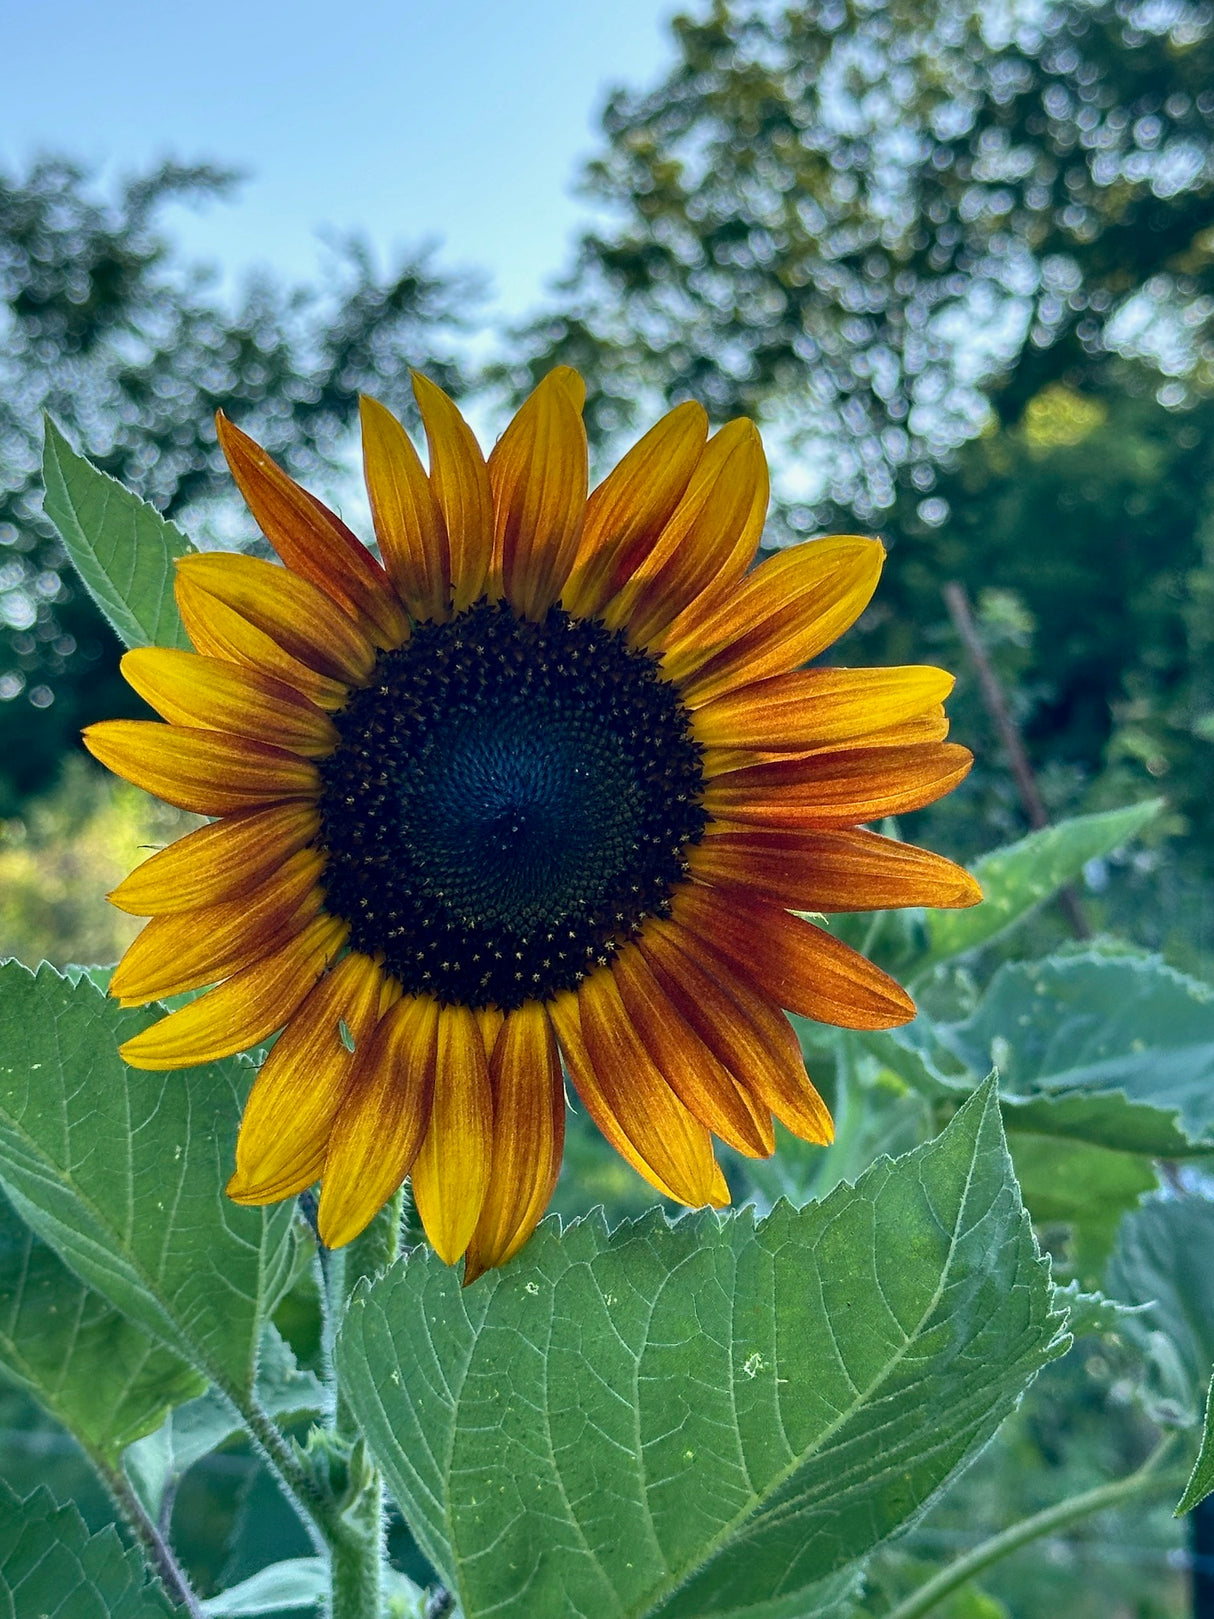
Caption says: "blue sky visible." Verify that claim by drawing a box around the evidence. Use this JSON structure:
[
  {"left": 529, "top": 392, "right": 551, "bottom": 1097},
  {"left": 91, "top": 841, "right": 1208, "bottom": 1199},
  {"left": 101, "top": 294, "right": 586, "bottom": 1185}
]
[{"left": 5, "top": 0, "right": 678, "bottom": 322}]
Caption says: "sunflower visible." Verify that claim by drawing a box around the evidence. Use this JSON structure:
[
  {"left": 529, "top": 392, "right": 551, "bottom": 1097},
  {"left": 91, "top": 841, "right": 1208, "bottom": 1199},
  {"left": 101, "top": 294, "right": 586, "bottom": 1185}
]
[{"left": 83, "top": 368, "right": 979, "bottom": 1279}]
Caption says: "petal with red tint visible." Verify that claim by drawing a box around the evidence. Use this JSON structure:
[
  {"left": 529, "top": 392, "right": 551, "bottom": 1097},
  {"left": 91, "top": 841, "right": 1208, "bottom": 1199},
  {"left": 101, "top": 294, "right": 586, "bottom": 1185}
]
[
  {"left": 674, "top": 882, "right": 916, "bottom": 1030},
  {"left": 216, "top": 411, "right": 406, "bottom": 648}
]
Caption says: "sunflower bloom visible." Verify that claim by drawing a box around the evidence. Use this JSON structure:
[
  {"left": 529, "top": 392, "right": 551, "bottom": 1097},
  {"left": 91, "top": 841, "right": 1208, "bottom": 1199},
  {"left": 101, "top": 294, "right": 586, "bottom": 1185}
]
[{"left": 83, "top": 369, "right": 979, "bottom": 1279}]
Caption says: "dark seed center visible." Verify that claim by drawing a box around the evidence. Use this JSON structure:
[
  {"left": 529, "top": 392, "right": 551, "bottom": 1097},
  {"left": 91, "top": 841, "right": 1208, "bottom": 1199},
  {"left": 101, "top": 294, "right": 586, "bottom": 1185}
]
[{"left": 316, "top": 598, "right": 707, "bottom": 1010}]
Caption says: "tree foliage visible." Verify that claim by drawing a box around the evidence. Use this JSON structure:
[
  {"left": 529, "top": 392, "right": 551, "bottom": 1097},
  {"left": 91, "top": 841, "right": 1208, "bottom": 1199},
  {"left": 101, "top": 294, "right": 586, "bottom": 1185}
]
[{"left": 0, "top": 157, "right": 476, "bottom": 811}]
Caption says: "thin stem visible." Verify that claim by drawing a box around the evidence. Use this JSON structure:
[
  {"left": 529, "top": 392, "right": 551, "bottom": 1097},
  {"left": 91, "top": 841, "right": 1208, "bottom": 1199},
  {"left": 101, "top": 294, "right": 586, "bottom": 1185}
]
[
  {"left": 885, "top": 1436, "right": 1182, "bottom": 1619},
  {"left": 942, "top": 578, "right": 1090, "bottom": 941},
  {"left": 100, "top": 1460, "right": 204, "bottom": 1618},
  {"left": 217, "top": 1376, "right": 335, "bottom": 1553}
]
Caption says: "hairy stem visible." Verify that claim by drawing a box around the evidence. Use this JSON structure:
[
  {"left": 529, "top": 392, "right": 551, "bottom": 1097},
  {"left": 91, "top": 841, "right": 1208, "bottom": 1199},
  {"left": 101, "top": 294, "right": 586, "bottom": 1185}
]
[
  {"left": 100, "top": 1460, "right": 203, "bottom": 1618},
  {"left": 885, "top": 1435, "right": 1182, "bottom": 1619}
]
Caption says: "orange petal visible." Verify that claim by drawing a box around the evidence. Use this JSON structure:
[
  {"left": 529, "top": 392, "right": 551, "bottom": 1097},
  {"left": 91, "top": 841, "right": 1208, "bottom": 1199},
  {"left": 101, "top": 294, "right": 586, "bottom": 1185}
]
[
  {"left": 317, "top": 992, "right": 438, "bottom": 1248},
  {"left": 412, "top": 373, "right": 493, "bottom": 612},
  {"left": 673, "top": 882, "right": 915, "bottom": 1030},
  {"left": 175, "top": 569, "right": 349, "bottom": 711},
  {"left": 487, "top": 369, "right": 588, "bottom": 619},
  {"left": 638, "top": 917, "right": 833, "bottom": 1145},
  {"left": 109, "top": 804, "right": 321, "bottom": 916},
  {"left": 175, "top": 553, "right": 375, "bottom": 687},
  {"left": 359, "top": 395, "right": 451, "bottom": 622},
  {"left": 609, "top": 944, "right": 772, "bottom": 1156},
  {"left": 475, "top": 1005, "right": 505, "bottom": 1059},
  {"left": 692, "top": 828, "right": 983, "bottom": 912},
  {"left": 602, "top": 419, "right": 769, "bottom": 649},
  {"left": 703, "top": 742, "right": 974, "bottom": 828},
  {"left": 550, "top": 973, "right": 729, "bottom": 1208},
  {"left": 120, "top": 648, "right": 339, "bottom": 758},
  {"left": 691, "top": 665, "right": 956, "bottom": 749},
  {"left": 464, "top": 1002, "right": 565, "bottom": 1283},
  {"left": 216, "top": 412, "right": 406, "bottom": 648},
  {"left": 118, "top": 914, "right": 347, "bottom": 1070},
  {"left": 561, "top": 401, "right": 709, "bottom": 619},
  {"left": 227, "top": 950, "right": 385, "bottom": 1204},
  {"left": 664, "top": 535, "right": 885, "bottom": 698},
  {"left": 698, "top": 705, "right": 952, "bottom": 781},
  {"left": 410, "top": 1003, "right": 493, "bottom": 1265},
  {"left": 83, "top": 721, "right": 320, "bottom": 816},
  {"left": 110, "top": 848, "right": 326, "bottom": 1004}
]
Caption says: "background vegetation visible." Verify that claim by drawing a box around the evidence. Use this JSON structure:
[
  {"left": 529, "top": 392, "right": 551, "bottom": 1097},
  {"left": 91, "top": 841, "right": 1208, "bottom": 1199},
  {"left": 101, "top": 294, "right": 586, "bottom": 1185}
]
[{"left": 2, "top": 1, "right": 1213, "bottom": 1615}]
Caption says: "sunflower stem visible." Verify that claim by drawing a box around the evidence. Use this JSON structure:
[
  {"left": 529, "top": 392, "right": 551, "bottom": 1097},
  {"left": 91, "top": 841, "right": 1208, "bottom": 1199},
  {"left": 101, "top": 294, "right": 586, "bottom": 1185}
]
[{"left": 883, "top": 1434, "right": 1182, "bottom": 1619}]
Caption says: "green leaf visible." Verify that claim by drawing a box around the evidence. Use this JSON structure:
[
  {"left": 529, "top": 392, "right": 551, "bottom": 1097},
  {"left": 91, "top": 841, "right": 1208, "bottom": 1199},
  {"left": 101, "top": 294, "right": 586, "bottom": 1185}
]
[
  {"left": 337, "top": 1080, "right": 1066, "bottom": 1619},
  {"left": 41, "top": 416, "right": 193, "bottom": 652},
  {"left": 1107, "top": 1198, "right": 1214, "bottom": 1426},
  {"left": 1176, "top": 1372, "right": 1214, "bottom": 1514},
  {"left": 921, "top": 802, "right": 1161, "bottom": 967},
  {"left": 0, "top": 1187, "right": 205, "bottom": 1466},
  {"left": 124, "top": 1327, "right": 327, "bottom": 1520},
  {"left": 1008, "top": 1135, "right": 1157, "bottom": 1282},
  {"left": 886, "top": 953, "right": 1214, "bottom": 1154},
  {"left": 0, "top": 1479, "right": 178, "bottom": 1618},
  {"left": 0, "top": 961, "right": 298, "bottom": 1400}
]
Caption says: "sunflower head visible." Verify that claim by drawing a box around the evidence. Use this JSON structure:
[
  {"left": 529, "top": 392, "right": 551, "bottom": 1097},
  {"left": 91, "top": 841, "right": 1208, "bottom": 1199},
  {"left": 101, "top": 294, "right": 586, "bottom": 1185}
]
[{"left": 84, "top": 368, "right": 979, "bottom": 1279}]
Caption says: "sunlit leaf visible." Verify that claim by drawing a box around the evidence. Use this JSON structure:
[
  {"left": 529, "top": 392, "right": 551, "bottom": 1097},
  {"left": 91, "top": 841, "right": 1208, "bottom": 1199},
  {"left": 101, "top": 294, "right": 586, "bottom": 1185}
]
[
  {"left": 42, "top": 416, "right": 193, "bottom": 652},
  {"left": 1176, "top": 1373, "right": 1214, "bottom": 1515},
  {"left": 0, "top": 961, "right": 298, "bottom": 1399},
  {"left": 920, "top": 802, "right": 1162, "bottom": 968},
  {"left": 338, "top": 1081, "right": 1065, "bottom": 1619}
]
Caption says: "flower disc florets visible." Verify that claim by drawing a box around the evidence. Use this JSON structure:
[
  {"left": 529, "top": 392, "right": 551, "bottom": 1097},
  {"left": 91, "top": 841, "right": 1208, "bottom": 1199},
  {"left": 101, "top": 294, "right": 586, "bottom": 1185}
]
[{"left": 317, "top": 598, "right": 708, "bottom": 1010}]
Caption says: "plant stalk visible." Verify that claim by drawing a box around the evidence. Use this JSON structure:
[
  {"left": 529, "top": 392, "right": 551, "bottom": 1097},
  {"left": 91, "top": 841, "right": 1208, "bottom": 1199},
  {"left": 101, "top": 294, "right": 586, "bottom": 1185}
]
[
  {"left": 100, "top": 1460, "right": 204, "bottom": 1618},
  {"left": 885, "top": 1436, "right": 1182, "bottom": 1619}
]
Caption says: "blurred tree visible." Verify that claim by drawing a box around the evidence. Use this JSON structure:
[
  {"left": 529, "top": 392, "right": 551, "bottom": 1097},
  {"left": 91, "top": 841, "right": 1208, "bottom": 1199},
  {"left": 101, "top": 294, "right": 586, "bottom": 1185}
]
[
  {"left": 0, "top": 157, "right": 478, "bottom": 813},
  {"left": 509, "top": 0, "right": 1214, "bottom": 897}
]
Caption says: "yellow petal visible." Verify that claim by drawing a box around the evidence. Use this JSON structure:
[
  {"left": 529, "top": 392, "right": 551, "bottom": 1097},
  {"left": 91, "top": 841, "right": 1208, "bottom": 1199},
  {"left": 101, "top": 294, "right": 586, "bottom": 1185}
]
[
  {"left": 120, "top": 648, "right": 339, "bottom": 757},
  {"left": 464, "top": 1002, "right": 565, "bottom": 1283},
  {"left": 118, "top": 915, "right": 347, "bottom": 1071},
  {"left": 109, "top": 803, "right": 321, "bottom": 916},
  {"left": 663, "top": 534, "right": 885, "bottom": 698},
  {"left": 175, "top": 553, "right": 375, "bottom": 687},
  {"left": 602, "top": 420, "right": 768, "bottom": 649},
  {"left": 692, "top": 827, "right": 983, "bottom": 911},
  {"left": 360, "top": 395, "right": 451, "bottom": 622},
  {"left": 216, "top": 412, "right": 406, "bottom": 648},
  {"left": 410, "top": 1003, "right": 493, "bottom": 1265},
  {"left": 175, "top": 569, "right": 349, "bottom": 711},
  {"left": 83, "top": 721, "right": 320, "bottom": 816},
  {"left": 691, "top": 665, "right": 956, "bottom": 750},
  {"left": 487, "top": 369, "right": 588, "bottom": 619},
  {"left": 110, "top": 847, "right": 325, "bottom": 1004},
  {"left": 562, "top": 401, "right": 709, "bottom": 619},
  {"left": 227, "top": 951, "right": 385, "bottom": 1204},
  {"left": 412, "top": 373, "right": 493, "bottom": 612},
  {"left": 317, "top": 992, "right": 438, "bottom": 1248},
  {"left": 550, "top": 973, "right": 728, "bottom": 1208}
]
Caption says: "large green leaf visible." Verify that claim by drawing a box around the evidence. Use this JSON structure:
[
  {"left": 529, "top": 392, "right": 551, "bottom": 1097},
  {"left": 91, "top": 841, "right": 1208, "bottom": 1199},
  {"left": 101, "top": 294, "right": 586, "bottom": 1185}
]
[
  {"left": 0, "top": 961, "right": 298, "bottom": 1399},
  {"left": 885, "top": 953, "right": 1214, "bottom": 1155},
  {"left": 0, "top": 1188, "right": 204, "bottom": 1466},
  {"left": 337, "top": 1081, "right": 1066, "bottom": 1619},
  {"left": 920, "top": 802, "right": 1161, "bottom": 968},
  {"left": 42, "top": 417, "right": 193, "bottom": 652},
  {"left": 0, "top": 1479, "right": 177, "bottom": 1618}
]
